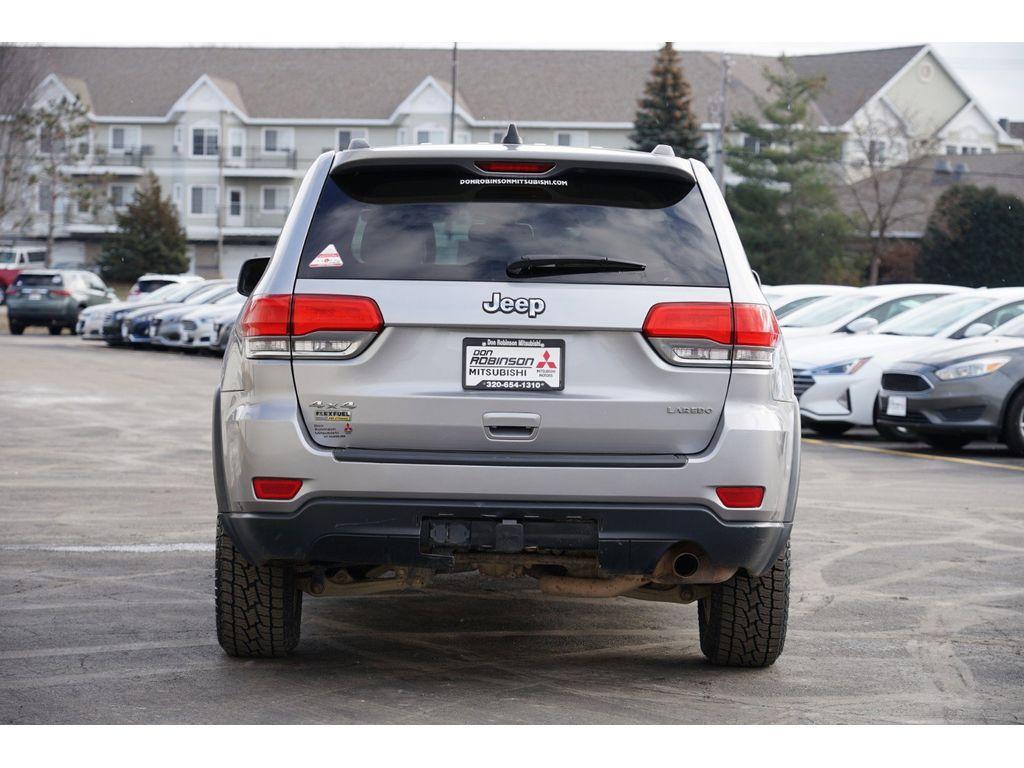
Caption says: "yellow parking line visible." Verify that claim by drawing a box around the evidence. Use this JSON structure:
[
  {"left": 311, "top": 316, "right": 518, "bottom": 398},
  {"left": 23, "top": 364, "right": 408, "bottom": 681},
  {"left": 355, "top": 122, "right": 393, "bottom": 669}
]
[{"left": 802, "top": 437, "right": 1024, "bottom": 473}]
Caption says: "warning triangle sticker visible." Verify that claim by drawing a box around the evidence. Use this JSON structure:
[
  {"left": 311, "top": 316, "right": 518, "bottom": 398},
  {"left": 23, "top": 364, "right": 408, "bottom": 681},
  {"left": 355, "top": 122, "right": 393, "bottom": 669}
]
[{"left": 309, "top": 244, "right": 343, "bottom": 268}]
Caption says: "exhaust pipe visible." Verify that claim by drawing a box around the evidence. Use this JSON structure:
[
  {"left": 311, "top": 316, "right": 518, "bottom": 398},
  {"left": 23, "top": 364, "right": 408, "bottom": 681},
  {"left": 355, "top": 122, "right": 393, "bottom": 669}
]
[{"left": 672, "top": 552, "right": 700, "bottom": 579}]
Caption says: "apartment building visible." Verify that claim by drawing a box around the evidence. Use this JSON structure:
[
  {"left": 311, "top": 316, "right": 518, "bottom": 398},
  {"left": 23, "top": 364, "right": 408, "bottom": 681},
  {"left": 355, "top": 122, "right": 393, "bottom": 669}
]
[{"left": 4, "top": 44, "right": 1019, "bottom": 277}]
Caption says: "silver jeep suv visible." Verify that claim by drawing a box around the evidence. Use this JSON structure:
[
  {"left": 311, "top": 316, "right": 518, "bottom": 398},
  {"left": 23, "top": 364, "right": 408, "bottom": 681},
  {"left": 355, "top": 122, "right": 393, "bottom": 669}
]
[{"left": 213, "top": 128, "right": 800, "bottom": 666}]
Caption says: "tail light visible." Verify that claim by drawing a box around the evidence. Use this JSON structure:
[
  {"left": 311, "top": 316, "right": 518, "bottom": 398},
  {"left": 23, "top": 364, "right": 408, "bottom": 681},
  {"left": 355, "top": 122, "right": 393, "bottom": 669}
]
[
  {"left": 5, "top": 285, "right": 18, "bottom": 295},
  {"left": 475, "top": 161, "right": 555, "bottom": 174},
  {"left": 240, "top": 294, "right": 383, "bottom": 359},
  {"left": 49, "top": 289, "right": 71, "bottom": 297},
  {"left": 716, "top": 486, "right": 765, "bottom": 509},
  {"left": 252, "top": 477, "right": 303, "bottom": 500},
  {"left": 643, "top": 302, "right": 779, "bottom": 368}
]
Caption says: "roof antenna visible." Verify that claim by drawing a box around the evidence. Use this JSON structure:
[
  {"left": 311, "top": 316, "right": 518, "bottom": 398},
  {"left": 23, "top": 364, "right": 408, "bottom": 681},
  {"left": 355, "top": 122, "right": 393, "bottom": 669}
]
[
  {"left": 348, "top": 137, "right": 370, "bottom": 150},
  {"left": 501, "top": 123, "right": 522, "bottom": 145}
]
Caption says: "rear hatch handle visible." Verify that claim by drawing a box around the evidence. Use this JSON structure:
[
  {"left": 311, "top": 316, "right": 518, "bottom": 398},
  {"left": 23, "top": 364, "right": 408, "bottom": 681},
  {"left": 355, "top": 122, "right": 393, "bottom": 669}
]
[{"left": 482, "top": 412, "right": 541, "bottom": 442}]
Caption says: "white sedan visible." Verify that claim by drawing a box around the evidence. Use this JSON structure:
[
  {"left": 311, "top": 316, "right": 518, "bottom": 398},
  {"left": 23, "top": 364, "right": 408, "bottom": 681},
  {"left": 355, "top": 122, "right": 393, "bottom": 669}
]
[
  {"left": 788, "top": 287, "right": 1024, "bottom": 437},
  {"left": 780, "top": 283, "right": 963, "bottom": 340}
]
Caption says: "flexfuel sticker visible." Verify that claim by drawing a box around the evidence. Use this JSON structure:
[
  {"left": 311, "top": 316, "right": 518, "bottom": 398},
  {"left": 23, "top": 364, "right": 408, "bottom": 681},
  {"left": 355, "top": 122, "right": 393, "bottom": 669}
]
[{"left": 309, "top": 244, "right": 344, "bottom": 268}]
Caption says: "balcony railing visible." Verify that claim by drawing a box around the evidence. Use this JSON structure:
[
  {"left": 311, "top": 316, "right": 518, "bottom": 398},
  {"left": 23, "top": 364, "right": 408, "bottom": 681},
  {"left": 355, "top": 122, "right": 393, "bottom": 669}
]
[
  {"left": 62, "top": 146, "right": 305, "bottom": 172},
  {"left": 222, "top": 204, "right": 288, "bottom": 230}
]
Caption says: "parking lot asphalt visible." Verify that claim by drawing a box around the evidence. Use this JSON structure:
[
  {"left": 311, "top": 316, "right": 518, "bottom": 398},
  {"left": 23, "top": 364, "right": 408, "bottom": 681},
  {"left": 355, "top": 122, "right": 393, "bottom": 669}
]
[{"left": 1, "top": 331, "right": 1022, "bottom": 724}]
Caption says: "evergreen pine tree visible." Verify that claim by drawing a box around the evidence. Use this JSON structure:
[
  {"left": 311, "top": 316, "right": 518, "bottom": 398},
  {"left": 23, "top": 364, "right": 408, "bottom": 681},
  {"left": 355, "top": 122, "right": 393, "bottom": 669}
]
[
  {"left": 727, "top": 58, "right": 852, "bottom": 283},
  {"left": 630, "top": 43, "right": 707, "bottom": 162},
  {"left": 99, "top": 172, "right": 189, "bottom": 283},
  {"left": 918, "top": 185, "right": 1024, "bottom": 287}
]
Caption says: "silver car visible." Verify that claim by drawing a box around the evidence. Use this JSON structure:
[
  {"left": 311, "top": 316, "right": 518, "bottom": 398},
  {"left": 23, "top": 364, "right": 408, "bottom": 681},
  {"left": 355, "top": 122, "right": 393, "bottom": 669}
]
[{"left": 213, "top": 130, "right": 801, "bottom": 665}]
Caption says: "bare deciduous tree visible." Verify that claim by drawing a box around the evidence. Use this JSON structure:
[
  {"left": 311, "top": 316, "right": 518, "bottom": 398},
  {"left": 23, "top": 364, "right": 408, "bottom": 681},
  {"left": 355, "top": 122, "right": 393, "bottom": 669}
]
[
  {"left": 841, "top": 108, "right": 937, "bottom": 285},
  {"left": 31, "top": 96, "right": 91, "bottom": 264},
  {"left": 0, "top": 45, "right": 41, "bottom": 233}
]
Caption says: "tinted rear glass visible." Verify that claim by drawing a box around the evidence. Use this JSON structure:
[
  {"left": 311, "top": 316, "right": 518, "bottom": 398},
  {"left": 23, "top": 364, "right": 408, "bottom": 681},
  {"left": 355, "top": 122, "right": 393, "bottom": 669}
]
[
  {"left": 136, "top": 279, "right": 173, "bottom": 293},
  {"left": 14, "top": 273, "right": 62, "bottom": 287},
  {"left": 297, "top": 164, "right": 728, "bottom": 286}
]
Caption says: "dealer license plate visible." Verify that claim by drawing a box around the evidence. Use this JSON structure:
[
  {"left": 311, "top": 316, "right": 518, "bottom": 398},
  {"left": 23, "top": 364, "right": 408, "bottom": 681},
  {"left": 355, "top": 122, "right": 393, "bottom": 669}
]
[
  {"left": 886, "top": 396, "right": 907, "bottom": 417},
  {"left": 463, "top": 337, "right": 564, "bottom": 391}
]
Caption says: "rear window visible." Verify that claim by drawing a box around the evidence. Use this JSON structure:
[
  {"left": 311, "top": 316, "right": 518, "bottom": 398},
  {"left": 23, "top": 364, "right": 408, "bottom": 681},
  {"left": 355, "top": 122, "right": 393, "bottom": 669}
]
[
  {"left": 14, "top": 273, "right": 63, "bottom": 287},
  {"left": 297, "top": 164, "right": 728, "bottom": 286},
  {"left": 135, "top": 279, "right": 173, "bottom": 293}
]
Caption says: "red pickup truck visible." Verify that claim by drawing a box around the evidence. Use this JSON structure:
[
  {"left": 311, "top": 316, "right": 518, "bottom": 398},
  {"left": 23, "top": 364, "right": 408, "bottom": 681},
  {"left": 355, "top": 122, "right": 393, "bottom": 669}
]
[{"left": 1, "top": 247, "right": 48, "bottom": 304}]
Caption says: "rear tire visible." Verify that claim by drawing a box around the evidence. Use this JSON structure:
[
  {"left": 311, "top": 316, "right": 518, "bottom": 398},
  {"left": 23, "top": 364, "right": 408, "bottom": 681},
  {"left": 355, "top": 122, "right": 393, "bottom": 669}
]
[
  {"left": 9, "top": 322, "right": 24, "bottom": 335},
  {"left": 808, "top": 421, "right": 852, "bottom": 437},
  {"left": 921, "top": 434, "right": 971, "bottom": 451},
  {"left": 698, "top": 542, "right": 790, "bottom": 668},
  {"left": 215, "top": 519, "right": 302, "bottom": 658},
  {"left": 1003, "top": 389, "right": 1024, "bottom": 457}
]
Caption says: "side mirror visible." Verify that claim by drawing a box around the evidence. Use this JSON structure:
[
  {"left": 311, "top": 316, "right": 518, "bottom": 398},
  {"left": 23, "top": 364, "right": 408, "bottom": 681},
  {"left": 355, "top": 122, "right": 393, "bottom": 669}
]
[
  {"left": 846, "top": 317, "right": 879, "bottom": 334},
  {"left": 237, "top": 257, "right": 270, "bottom": 297},
  {"left": 963, "top": 322, "right": 993, "bottom": 338}
]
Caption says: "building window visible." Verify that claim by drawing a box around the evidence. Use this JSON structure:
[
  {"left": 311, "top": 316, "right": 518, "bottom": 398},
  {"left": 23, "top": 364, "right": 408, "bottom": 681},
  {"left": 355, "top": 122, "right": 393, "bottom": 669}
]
[
  {"left": 261, "top": 186, "right": 291, "bottom": 212},
  {"left": 191, "top": 127, "right": 219, "bottom": 157},
  {"left": 38, "top": 126, "right": 65, "bottom": 155},
  {"left": 189, "top": 185, "right": 218, "bottom": 216},
  {"left": 38, "top": 183, "right": 53, "bottom": 213},
  {"left": 227, "top": 188, "right": 243, "bottom": 218},
  {"left": 961, "top": 146, "right": 978, "bottom": 155},
  {"left": 172, "top": 184, "right": 183, "bottom": 211},
  {"left": 262, "top": 127, "right": 294, "bottom": 153},
  {"left": 867, "top": 139, "right": 887, "bottom": 165},
  {"left": 981, "top": 147, "right": 993, "bottom": 154},
  {"left": 554, "top": 131, "right": 588, "bottom": 147},
  {"left": 454, "top": 131, "right": 471, "bottom": 145},
  {"left": 491, "top": 129, "right": 505, "bottom": 143},
  {"left": 229, "top": 129, "right": 245, "bottom": 161},
  {"left": 743, "top": 135, "right": 761, "bottom": 154},
  {"left": 173, "top": 125, "right": 185, "bottom": 153},
  {"left": 109, "top": 184, "right": 135, "bottom": 210},
  {"left": 945, "top": 145, "right": 958, "bottom": 155},
  {"left": 108, "top": 125, "right": 140, "bottom": 154},
  {"left": 337, "top": 128, "right": 369, "bottom": 149},
  {"left": 415, "top": 127, "right": 446, "bottom": 145}
]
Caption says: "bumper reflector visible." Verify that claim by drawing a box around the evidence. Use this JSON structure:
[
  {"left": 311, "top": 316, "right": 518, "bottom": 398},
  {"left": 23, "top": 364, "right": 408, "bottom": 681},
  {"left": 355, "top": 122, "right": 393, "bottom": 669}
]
[
  {"left": 715, "top": 486, "right": 765, "bottom": 509},
  {"left": 252, "top": 477, "right": 303, "bottom": 500}
]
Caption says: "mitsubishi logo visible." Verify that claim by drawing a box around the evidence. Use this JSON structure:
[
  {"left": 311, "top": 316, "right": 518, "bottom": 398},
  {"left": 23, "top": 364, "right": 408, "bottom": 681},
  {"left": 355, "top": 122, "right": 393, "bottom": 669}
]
[{"left": 536, "top": 351, "right": 557, "bottom": 369}]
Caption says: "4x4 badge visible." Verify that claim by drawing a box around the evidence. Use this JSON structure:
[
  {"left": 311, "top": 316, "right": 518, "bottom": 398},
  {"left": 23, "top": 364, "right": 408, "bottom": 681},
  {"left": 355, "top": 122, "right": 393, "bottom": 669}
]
[{"left": 482, "top": 292, "right": 546, "bottom": 318}]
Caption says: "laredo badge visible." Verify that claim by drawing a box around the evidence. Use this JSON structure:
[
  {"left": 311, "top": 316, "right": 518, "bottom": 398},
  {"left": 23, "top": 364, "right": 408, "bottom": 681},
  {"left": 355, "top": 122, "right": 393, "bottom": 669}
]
[{"left": 309, "top": 244, "right": 343, "bottom": 268}]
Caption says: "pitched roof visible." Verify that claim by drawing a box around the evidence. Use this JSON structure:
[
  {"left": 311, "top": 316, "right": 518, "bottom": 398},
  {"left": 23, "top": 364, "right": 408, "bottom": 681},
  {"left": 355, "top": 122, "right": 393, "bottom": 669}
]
[
  {"left": 9, "top": 45, "right": 924, "bottom": 127},
  {"left": 789, "top": 46, "right": 925, "bottom": 125},
  {"left": 838, "top": 152, "right": 1024, "bottom": 236}
]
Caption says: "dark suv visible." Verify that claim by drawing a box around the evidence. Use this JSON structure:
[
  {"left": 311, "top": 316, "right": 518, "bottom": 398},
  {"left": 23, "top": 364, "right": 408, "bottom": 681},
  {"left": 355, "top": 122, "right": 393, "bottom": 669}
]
[{"left": 6, "top": 270, "right": 115, "bottom": 335}]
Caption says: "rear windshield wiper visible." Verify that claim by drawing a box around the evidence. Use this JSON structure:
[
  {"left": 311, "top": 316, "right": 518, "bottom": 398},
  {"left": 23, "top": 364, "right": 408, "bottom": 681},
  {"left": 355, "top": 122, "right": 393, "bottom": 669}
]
[{"left": 506, "top": 254, "right": 646, "bottom": 278}]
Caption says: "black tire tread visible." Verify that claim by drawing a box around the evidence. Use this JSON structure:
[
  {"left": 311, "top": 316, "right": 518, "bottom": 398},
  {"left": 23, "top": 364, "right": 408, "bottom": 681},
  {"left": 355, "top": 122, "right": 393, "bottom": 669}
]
[
  {"left": 1004, "top": 388, "right": 1024, "bottom": 457},
  {"left": 215, "top": 519, "right": 302, "bottom": 658},
  {"left": 698, "top": 542, "right": 790, "bottom": 667}
]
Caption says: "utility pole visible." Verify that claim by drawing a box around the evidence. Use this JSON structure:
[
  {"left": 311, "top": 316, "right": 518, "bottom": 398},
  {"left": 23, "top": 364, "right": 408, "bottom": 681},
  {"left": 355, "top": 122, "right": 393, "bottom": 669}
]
[
  {"left": 449, "top": 42, "right": 459, "bottom": 144},
  {"left": 713, "top": 53, "right": 734, "bottom": 191}
]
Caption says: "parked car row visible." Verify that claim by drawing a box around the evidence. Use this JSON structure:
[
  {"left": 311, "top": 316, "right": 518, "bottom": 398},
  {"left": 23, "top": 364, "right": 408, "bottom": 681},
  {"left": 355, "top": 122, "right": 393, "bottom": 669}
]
[
  {"left": 77, "top": 277, "right": 243, "bottom": 355},
  {"left": 767, "top": 283, "right": 1024, "bottom": 456}
]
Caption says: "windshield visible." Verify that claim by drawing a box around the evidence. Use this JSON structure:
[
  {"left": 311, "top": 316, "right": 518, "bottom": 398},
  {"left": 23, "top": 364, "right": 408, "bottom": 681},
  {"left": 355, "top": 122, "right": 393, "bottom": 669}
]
[
  {"left": 990, "top": 313, "right": 1024, "bottom": 338},
  {"left": 782, "top": 293, "right": 878, "bottom": 327},
  {"left": 212, "top": 291, "right": 245, "bottom": 306},
  {"left": 135, "top": 279, "right": 173, "bottom": 293},
  {"left": 879, "top": 295, "right": 991, "bottom": 337},
  {"left": 296, "top": 164, "right": 728, "bottom": 286},
  {"left": 144, "top": 283, "right": 188, "bottom": 302},
  {"left": 774, "top": 295, "right": 825, "bottom": 318},
  {"left": 0, "top": 251, "right": 15, "bottom": 264},
  {"left": 184, "top": 284, "right": 233, "bottom": 305}
]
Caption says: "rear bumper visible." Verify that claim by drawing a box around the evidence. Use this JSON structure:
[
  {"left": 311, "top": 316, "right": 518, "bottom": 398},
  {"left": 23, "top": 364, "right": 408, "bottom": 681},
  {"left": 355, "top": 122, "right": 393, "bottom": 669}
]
[
  {"left": 7, "top": 303, "right": 77, "bottom": 323},
  {"left": 219, "top": 499, "right": 792, "bottom": 577}
]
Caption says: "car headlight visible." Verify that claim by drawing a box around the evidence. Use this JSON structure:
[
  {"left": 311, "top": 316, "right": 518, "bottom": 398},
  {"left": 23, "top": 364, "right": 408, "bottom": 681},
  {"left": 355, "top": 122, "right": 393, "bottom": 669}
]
[
  {"left": 935, "top": 356, "right": 1010, "bottom": 381},
  {"left": 810, "top": 357, "right": 872, "bottom": 376}
]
